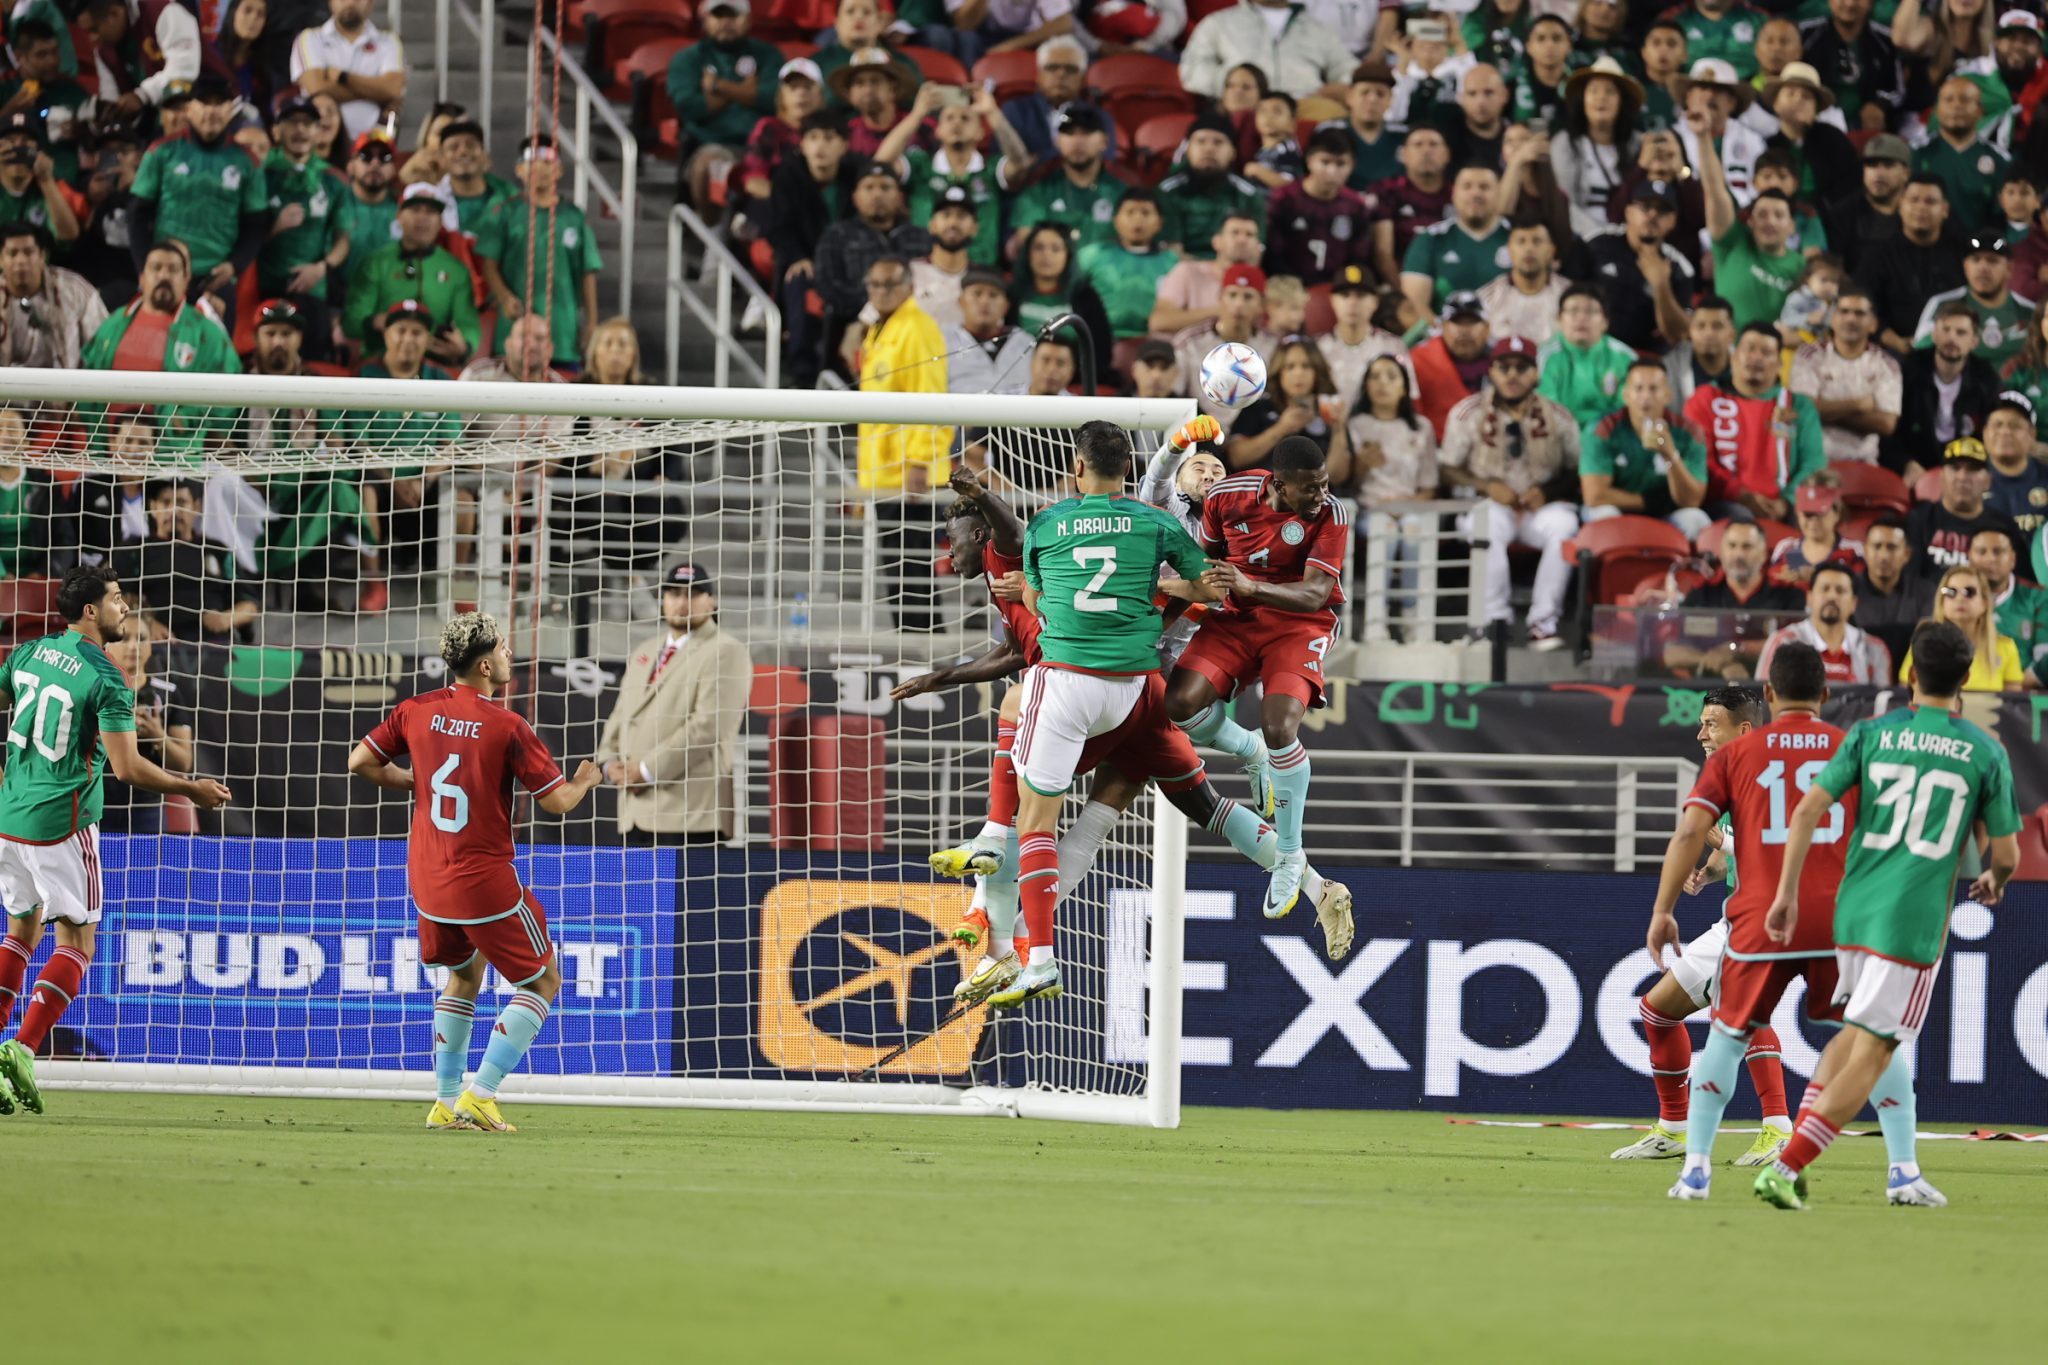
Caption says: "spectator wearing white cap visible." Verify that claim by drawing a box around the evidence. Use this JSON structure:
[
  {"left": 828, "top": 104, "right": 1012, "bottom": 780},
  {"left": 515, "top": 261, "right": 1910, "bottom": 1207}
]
[
  {"left": 666, "top": 0, "right": 786, "bottom": 216},
  {"left": 341, "top": 181, "right": 481, "bottom": 367}
]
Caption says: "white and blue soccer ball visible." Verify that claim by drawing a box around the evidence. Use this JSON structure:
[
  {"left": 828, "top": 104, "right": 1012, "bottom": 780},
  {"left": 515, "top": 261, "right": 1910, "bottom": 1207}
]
[{"left": 1199, "top": 342, "right": 1267, "bottom": 411}]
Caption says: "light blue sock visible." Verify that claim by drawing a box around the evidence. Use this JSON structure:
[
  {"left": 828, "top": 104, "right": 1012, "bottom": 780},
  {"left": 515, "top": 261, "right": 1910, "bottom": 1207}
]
[
  {"left": 1869, "top": 1047, "right": 1919, "bottom": 1168},
  {"left": 431, "top": 994, "right": 477, "bottom": 1104},
  {"left": 1268, "top": 739, "right": 1311, "bottom": 853},
  {"left": 470, "top": 989, "right": 551, "bottom": 1099},
  {"left": 1177, "top": 701, "right": 1264, "bottom": 764},
  {"left": 982, "top": 827, "right": 1023, "bottom": 949},
  {"left": 1211, "top": 799, "right": 1277, "bottom": 869},
  {"left": 1684, "top": 1026, "right": 1747, "bottom": 1160}
]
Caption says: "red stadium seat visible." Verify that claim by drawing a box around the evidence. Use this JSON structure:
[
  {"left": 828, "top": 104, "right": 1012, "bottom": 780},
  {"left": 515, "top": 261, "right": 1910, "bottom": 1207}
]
[
  {"left": 1107, "top": 89, "right": 1197, "bottom": 141},
  {"left": 1696, "top": 517, "right": 1797, "bottom": 559},
  {"left": 1567, "top": 515, "right": 1694, "bottom": 605},
  {"left": 1914, "top": 466, "right": 1944, "bottom": 502},
  {"left": 1112, "top": 148, "right": 1168, "bottom": 187},
  {"left": 583, "top": 3, "right": 695, "bottom": 92},
  {"left": 1186, "top": 0, "right": 1238, "bottom": 28},
  {"left": 1089, "top": 52, "right": 1181, "bottom": 99},
  {"left": 1303, "top": 282, "right": 1335, "bottom": 336},
  {"left": 1133, "top": 111, "right": 1195, "bottom": 161},
  {"left": 1830, "top": 460, "right": 1912, "bottom": 517},
  {"left": 1110, "top": 336, "right": 1148, "bottom": 379},
  {"left": 619, "top": 39, "right": 692, "bottom": 147},
  {"left": 973, "top": 50, "right": 1040, "bottom": 102},
  {"left": 776, "top": 40, "right": 818, "bottom": 61},
  {"left": 900, "top": 45, "right": 968, "bottom": 86},
  {"left": 0, "top": 576, "right": 59, "bottom": 644}
]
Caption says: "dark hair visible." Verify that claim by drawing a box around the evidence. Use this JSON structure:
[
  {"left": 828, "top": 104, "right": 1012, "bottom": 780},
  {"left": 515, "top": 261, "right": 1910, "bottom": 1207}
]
[
  {"left": 1117, "top": 186, "right": 1160, "bottom": 209},
  {"left": 82, "top": 0, "right": 125, "bottom": 15},
  {"left": 1907, "top": 620, "right": 1975, "bottom": 697},
  {"left": 1273, "top": 434, "right": 1328, "bottom": 477},
  {"left": 0, "top": 222, "right": 51, "bottom": 255},
  {"left": 1224, "top": 63, "right": 1271, "bottom": 99},
  {"left": 1868, "top": 513, "right": 1910, "bottom": 538},
  {"left": 9, "top": 16, "right": 56, "bottom": 45},
  {"left": 1035, "top": 334, "right": 1079, "bottom": 371},
  {"left": 1835, "top": 281, "right": 1875, "bottom": 308},
  {"left": 1702, "top": 684, "right": 1761, "bottom": 727},
  {"left": 1998, "top": 168, "right": 2040, "bottom": 193},
  {"left": 867, "top": 254, "right": 910, "bottom": 281},
  {"left": 1750, "top": 188, "right": 1795, "bottom": 213},
  {"left": 1693, "top": 294, "right": 1734, "bottom": 318},
  {"left": 1969, "top": 525, "right": 2017, "bottom": 553},
  {"left": 1401, "top": 123, "right": 1447, "bottom": 148},
  {"left": 944, "top": 497, "right": 988, "bottom": 529},
  {"left": 1305, "top": 128, "right": 1352, "bottom": 161},
  {"left": 1933, "top": 298, "right": 1981, "bottom": 329},
  {"left": 1560, "top": 280, "right": 1608, "bottom": 315},
  {"left": 1624, "top": 356, "right": 1668, "bottom": 381},
  {"left": 1261, "top": 90, "right": 1298, "bottom": 115},
  {"left": 1219, "top": 211, "right": 1262, "bottom": 235},
  {"left": 1507, "top": 215, "right": 1552, "bottom": 239},
  {"left": 799, "top": 109, "right": 847, "bottom": 138},
  {"left": 1766, "top": 641, "right": 1828, "bottom": 704},
  {"left": 1644, "top": 17, "right": 1687, "bottom": 41},
  {"left": 1012, "top": 221, "right": 1074, "bottom": 301},
  {"left": 1076, "top": 420, "right": 1132, "bottom": 478},
  {"left": 1738, "top": 321, "right": 1782, "bottom": 348},
  {"left": 56, "top": 563, "right": 117, "bottom": 622},
  {"left": 1754, "top": 147, "right": 1802, "bottom": 178},
  {"left": 1354, "top": 353, "right": 1420, "bottom": 430},
  {"left": 1906, "top": 171, "right": 1949, "bottom": 197},
  {"left": 1809, "top": 562, "right": 1858, "bottom": 595}
]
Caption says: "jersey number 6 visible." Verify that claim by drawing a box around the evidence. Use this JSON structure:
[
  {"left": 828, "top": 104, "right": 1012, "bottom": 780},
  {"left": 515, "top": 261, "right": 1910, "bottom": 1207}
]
[{"left": 430, "top": 754, "right": 471, "bottom": 833}]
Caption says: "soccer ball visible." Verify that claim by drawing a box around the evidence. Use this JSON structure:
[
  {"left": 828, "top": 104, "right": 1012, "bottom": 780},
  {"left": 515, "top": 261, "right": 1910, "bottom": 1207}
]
[{"left": 1200, "top": 343, "right": 1267, "bottom": 411}]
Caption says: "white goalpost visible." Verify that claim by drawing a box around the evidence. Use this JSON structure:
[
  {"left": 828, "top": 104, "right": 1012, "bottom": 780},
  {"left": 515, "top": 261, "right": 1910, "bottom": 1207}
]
[{"left": 0, "top": 368, "right": 1195, "bottom": 1128}]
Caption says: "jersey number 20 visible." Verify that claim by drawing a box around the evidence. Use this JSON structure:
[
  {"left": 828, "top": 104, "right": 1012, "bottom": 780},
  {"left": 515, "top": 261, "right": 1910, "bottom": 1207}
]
[
  {"left": 1072, "top": 546, "right": 1118, "bottom": 612},
  {"left": 6, "top": 672, "right": 75, "bottom": 763}
]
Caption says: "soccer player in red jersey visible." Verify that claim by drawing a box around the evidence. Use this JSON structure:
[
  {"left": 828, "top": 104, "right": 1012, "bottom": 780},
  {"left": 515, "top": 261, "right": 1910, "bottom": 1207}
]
[
  {"left": 1169, "top": 435, "right": 1349, "bottom": 918},
  {"left": 347, "top": 612, "right": 601, "bottom": 1132},
  {"left": 1647, "top": 642, "right": 1871, "bottom": 1201}
]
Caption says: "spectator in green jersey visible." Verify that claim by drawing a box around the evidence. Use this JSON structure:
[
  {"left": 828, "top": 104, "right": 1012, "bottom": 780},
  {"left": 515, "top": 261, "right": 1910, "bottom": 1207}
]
[
  {"left": 475, "top": 134, "right": 602, "bottom": 369},
  {"left": 1003, "top": 105, "right": 1125, "bottom": 261},
  {"left": 343, "top": 181, "right": 480, "bottom": 367},
  {"left": 128, "top": 74, "right": 268, "bottom": 328},
  {"left": 258, "top": 95, "right": 350, "bottom": 360},
  {"left": 1157, "top": 112, "right": 1267, "bottom": 259},
  {"left": 0, "top": 111, "right": 81, "bottom": 245},
  {"left": 1539, "top": 282, "right": 1638, "bottom": 428},
  {"left": 665, "top": 0, "right": 783, "bottom": 216},
  {"left": 0, "top": 19, "right": 89, "bottom": 183},
  {"left": 1074, "top": 188, "right": 1175, "bottom": 341},
  {"left": 434, "top": 119, "right": 515, "bottom": 243},
  {"left": 873, "top": 83, "right": 1029, "bottom": 270},
  {"left": 334, "top": 130, "right": 398, "bottom": 290}
]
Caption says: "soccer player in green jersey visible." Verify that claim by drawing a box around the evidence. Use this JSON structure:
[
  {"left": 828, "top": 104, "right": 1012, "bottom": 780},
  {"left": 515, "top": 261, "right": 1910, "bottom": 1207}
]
[
  {"left": 0, "top": 565, "right": 233, "bottom": 1115},
  {"left": 1755, "top": 621, "right": 2023, "bottom": 1210},
  {"left": 995, "top": 421, "right": 1217, "bottom": 1007}
]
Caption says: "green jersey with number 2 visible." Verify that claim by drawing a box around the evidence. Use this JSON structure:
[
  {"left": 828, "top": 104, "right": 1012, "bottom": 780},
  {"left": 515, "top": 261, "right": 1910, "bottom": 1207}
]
[
  {"left": 1023, "top": 493, "right": 1211, "bottom": 675},
  {"left": 0, "top": 630, "right": 137, "bottom": 842},
  {"left": 1816, "top": 706, "right": 2021, "bottom": 967}
]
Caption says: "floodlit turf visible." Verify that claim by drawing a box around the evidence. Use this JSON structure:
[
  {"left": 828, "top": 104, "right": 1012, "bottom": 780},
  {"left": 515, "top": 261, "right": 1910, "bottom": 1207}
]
[{"left": 18, "top": 1094, "right": 2044, "bottom": 1363}]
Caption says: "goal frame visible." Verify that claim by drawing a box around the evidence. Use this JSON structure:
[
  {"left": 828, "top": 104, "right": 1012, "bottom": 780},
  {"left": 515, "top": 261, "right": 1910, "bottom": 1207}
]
[{"left": 3, "top": 370, "right": 1197, "bottom": 1129}]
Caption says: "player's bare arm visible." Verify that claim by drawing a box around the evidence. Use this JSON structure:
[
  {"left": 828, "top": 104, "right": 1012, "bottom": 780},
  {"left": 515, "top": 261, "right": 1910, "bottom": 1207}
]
[
  {"left": 536, "top": 760, "right": 603, "bottom": 814},
  {"left": 890, "top": 635, "right": 1028, "bottom": 699},
  {"left": 1648, "top": 802, "right": 1717, "bottom": 968},
  {"left": 347, "top": 741, "right": 415, "bottom": 792},
  {"left": 104, "top": 729, "right": 232, "bottom": 808},
  {"left": 1969, "top": 834, "right": 2021, "bottom": 907},
  {"left": 1765, "top": 779, "right": 1841, "bottom": 943},
  {"left": 1200, "top": 561, "right": 1336, "bottom": 614}
]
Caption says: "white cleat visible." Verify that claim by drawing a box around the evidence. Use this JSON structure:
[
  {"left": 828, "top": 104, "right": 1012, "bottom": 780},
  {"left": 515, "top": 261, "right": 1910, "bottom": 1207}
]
[
  {"left": 1610, "top": 1124, "right": 1686, "bottom": 1160},
  {"left": 1242, "top": 742, "right": 1275, "bottom": 819},
  {"left": 1667, "top": 1166, "right": 1712, "bottom": 1200},
  {"left": 1886, "top": 1167, "right": 1948, "bottom": 1207},
  {"left": 1313, "top": 875, "right": 1354, "bottom": 959},
  {"left": 954, "top": 952, "right": 1021, "bottom": 1006},
  {"left": 1263, "top": 849, "right": 1306, "bottom": 919}
]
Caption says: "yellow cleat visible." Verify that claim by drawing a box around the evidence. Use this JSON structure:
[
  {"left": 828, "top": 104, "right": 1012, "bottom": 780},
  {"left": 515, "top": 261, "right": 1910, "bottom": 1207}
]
[
  {"left": 425, "top": 1100, "right": 479, "bottom": 1132},
  {"left": 1314, "top": 877, "right": 1355, "bottom": 960},
  {"left": 930, "top": 841, "right": 1003, "bottom": 879},
  {"left": 1734, "top": 1124, "right": 1792, "bottom": 1168},
  {"left": 454, "top": 1091, "right": 518, "bottom": 1132}
]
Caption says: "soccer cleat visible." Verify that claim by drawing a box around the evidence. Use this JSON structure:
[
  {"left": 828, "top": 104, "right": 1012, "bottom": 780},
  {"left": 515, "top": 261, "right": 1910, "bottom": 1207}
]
[
  {"left": 453, "top": 1091, "right": 518, "bottom": 1133},
  {"left": 1263, "top": 849, "right": 1306, "bottom": 919},
  {"left": 1734, "top": 1125, "right": 1791, "bottom": 1167},
  {"left": 929, "top": 838, "right": 1004, "bottom": 880},
  {"left": 0, "top": 1070, "right": 14, "bottom": 1117},
  {"left": 1243, "top": 744, "right": 1275, "bottom": 820},
  {"left": 1752, "top": 1167, "right": 1807, "bottom": 1210},
  {"left": 988, "top": 960, "right": 1064, "bottom": 1010},
  {"left": 952, "top": 907, "right": 992, "bottom": 951},
  {"left": 954, "top": 952, "right": 1021, "bottom": 1006},
  {"left": 1609, "top": 1124, "right": 1685, "bottom": 1159},
  {"left": 1887, "top": 1167, "right": 1948, "bottom": 1207},
  {"left": 1314, "top": 876, "right": 1355, "bottom": 960},
  {"left": 1667, "top": 1166, "right": 1712, "bottom": 1200},
  {"left": 425, "top": 1100, "right": 480, "bottom": 1132},
  {"left": 0, "top": 1040, "right": 41, "bottom": 1115}
]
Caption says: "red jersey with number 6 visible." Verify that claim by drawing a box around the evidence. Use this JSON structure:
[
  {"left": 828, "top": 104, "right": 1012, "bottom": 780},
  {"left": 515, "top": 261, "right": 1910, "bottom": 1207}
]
[
  {"left": 1683, "top": 713, "right": 1854, "bottom": 956},
  {"left": 1198, "top": 472, "right": 1350, "bottom": 617},
  {"left": 362, "top": 685, "right": 565, "bottom": 920}
]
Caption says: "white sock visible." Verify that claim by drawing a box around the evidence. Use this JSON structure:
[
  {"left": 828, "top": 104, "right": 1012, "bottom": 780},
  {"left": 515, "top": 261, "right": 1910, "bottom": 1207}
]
[
  {"left": 1893, "top": 1160, "right": 1920, "bottom": 1179},
  {"left": 1763, "top": 1114, "right": 1791, "bottom": 1133},
  {"left": 1028, "top": 945, "right": 1054, "bottom": 968},
  {"left": 1683, "top": 1153, "right": 1711, "bottom": 1176},
  {"left": 1302, "top": 865, "right": 1325, "bottom": 901},
  {"left": 973, "top": 954, "right": 996, "bottom": 975},
  {"left": 975, "top": 820, "right": 1011, "bottom": 846},
  {"left": 1055, "top": 802, "right": 1120, "bottom": 903}
]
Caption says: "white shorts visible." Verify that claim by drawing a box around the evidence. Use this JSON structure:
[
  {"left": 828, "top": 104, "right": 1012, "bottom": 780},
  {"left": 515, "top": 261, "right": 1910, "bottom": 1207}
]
[
  {"left": 1011, "top": 666, "right": 1145, "bottom": 798},
  {"left": 0, "top": 828, "right": 104, "bottom": 926},
  {"left": 1670, "top": 917, "right": 1729, "bottom": 1011},
  {"left": 1833, "top": 948, "right": 1941, "bottom": 1043}
]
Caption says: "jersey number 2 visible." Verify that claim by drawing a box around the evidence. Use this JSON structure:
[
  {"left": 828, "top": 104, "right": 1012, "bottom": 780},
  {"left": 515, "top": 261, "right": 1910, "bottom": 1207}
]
[
  {"left": 6, "top": 672, "right": 75, "bottom": 763},
  {"left": 429, "top": 754, "right": 471, "bottom": 833},
  {"left": 1072, "top": 546, "right": 1118, "bottom": 612},
  {"left": 1756, "top": 759, "right": 1843, "bottom": 845}
]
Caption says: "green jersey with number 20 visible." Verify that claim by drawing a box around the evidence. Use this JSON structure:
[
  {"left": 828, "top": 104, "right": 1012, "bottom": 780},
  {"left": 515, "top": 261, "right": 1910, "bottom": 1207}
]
[
  {"left": 0, "top": 630, "right": 137, "bottom": 842},
  {"left": 1816, "top": 705, "right": 2021, "bottom": 967},
  {"left": 1023, "top": 493, "right": 1212, "bottom": 675}
]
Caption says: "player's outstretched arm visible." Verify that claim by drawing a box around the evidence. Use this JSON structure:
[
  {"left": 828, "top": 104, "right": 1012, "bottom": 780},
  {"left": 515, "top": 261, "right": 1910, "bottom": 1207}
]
[
  {"left": 347, "top": 741, "right": 415, "bottom": 792},
  {"left": 105, "top": 729, "right": 232, "bottom": 808},
  {"left": 890, "top": 637, "right": 1029, "bottom": 699},
  {"left": 1766, "top": 782, "right": 1839, "bottom": 943},
  {"left": 1200, "top": 562, "right": 1336, "bottom": 613},
  {"left": 949, "top": 468, "right": 1026, "bottom": 557},
  {"left": 1648, "top": 803, "right": 1716, "bottom": 967},
  {"left": 537, "top": 760, "right": 604, "bottom": 815}
]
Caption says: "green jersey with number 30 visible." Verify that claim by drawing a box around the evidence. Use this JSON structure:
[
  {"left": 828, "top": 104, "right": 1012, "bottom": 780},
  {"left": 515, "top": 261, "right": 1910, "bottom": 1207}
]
[
  {"left": 0, "top": 630, "right": 136, "bottom": 842},
  {"left": 1023, "top": 493, "right": 1211, "bottom": 675},
  {"left": 1816, "top": 706, "right": 2021, "bottom": 966}
]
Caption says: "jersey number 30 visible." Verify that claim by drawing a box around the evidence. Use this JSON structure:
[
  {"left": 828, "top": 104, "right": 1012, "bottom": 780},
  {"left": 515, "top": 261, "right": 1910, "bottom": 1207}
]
[
  {"left": 1072, "top": 546, "right": 1119, "bottom": 612},
  {"left": 1861, "top": 762, "right": 1969, "bottom": 860},
  {"left": 7, "top": 672, "right": 75, "bottom": 763}
]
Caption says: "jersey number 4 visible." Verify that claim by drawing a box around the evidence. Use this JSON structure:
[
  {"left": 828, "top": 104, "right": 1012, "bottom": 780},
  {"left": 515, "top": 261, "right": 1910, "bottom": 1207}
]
[
  {"left": 429, "top": 754, "right": 471, "bottom": 833},
  {"left": 6, "top": 672, "right": 76, "bottom": 763},
  {"left": 1072, "top": 546, "right": 1119, "bottom": 612},
  {"left": 1756, "top": 759, "right": 1844, "bottom": 845}
]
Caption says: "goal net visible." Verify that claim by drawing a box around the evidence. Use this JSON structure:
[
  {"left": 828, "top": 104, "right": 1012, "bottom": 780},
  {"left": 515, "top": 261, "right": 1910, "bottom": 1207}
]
[{"left": 0, "top": 368, "right": 1196, "bottom": 1127}]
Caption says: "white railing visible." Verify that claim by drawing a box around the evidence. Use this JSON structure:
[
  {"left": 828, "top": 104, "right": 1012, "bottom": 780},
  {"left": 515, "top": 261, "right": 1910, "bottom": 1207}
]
[
  {"left": 535, "top": 26, "right": 638, "bottom": 316},
  {"left": 667, "top": 204, "right": 781, "bottom": 388},
  {"left": 1358, "top": 498, "right": 1491, "bottom": 644},
  {"left": 432, "top": 0, "right": 497, "bottom": 136}
]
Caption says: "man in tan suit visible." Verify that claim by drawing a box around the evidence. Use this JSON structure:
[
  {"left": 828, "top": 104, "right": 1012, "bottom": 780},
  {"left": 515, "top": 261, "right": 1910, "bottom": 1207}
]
[{"left": 597, "top": 562, "right": 753, "bottom": 843}]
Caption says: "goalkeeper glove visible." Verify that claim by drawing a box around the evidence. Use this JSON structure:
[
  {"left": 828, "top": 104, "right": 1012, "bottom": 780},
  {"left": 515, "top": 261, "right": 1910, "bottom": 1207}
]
[{"left": 1167, "top": 414, "right": 1221, "bottom": 453}]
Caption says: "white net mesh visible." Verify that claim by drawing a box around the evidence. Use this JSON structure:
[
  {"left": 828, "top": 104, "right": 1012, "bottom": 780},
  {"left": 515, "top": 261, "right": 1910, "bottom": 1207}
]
[{"left": 0, "top": 373, "right": 1194, "bottom": 1122}]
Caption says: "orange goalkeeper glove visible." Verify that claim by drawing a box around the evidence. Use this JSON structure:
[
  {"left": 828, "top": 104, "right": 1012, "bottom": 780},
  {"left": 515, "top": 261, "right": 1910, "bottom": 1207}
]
[{"left": 1168, "top": 414, "right": 1221, "bottom": 452}]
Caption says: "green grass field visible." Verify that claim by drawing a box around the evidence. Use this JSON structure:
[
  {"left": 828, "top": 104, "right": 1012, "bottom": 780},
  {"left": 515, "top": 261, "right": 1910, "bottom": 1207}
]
[{"left": 20, "top": 1093, "right": 2043, "bottom": 1362}]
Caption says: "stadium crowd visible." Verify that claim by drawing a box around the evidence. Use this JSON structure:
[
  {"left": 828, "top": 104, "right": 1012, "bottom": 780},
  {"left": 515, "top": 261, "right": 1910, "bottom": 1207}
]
[{"left": 0, "top": 0, "right": 2043, "bottom": 688}]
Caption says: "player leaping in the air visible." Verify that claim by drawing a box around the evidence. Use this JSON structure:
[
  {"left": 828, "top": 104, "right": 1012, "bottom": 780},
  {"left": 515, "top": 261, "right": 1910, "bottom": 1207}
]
[
  {"left": 348, "top": 611, "right": 603, "bottom": 1133},
  {"left": 1752, "top": 621, "right": 2020, "bottom": 1210},
  {"left": 1647, "top": 644, "right": 1867, "bottom": 1200},
  {"left": 0, "top": 565, "right": 234, "bottom": 1115},
  {"left": 1613, "top": 684, "right": 1793, "bottom": 1166},
  {"left": 1167, "top": 435, "right": 1346, "bottom": 919}
]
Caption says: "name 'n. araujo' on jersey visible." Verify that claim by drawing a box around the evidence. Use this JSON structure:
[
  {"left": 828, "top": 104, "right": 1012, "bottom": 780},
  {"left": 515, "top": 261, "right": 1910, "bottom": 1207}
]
[
  {"left": 1023, "top": 493, "right": 1211, "bottom": 674},
  {"left": 0, "top": 632, "right": 136, "bottom": 843},
  {"left": 1817, "top": 705, "right": 2022, "bottom": 967}
]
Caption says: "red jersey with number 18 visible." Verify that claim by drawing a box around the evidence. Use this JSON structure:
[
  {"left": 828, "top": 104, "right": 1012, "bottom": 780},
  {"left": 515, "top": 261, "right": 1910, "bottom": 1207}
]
[
  {"left": 1199, "top": 472, "right": 1350, "bottom": 618},
  {"left": 362, "top": 685, "right": 565, "bottom": 920},
  {"left": 1682, "top": 712, "right": 1854, "bottom": 956}
]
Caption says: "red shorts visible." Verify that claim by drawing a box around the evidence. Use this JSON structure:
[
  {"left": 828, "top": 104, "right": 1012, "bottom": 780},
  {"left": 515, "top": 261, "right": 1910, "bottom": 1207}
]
[
  {"left": 417, "top": 888, "right": 554, "bottom": 987},
  {"left": 1177, "top": 608, "right": 1337, "bottom": 708},
  {"left": 1074, "top": 674, "right": 1207, "bottom": 793},
  {"left": 1711, "top": 954, "right": 1843, "bottom": 1034}
]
